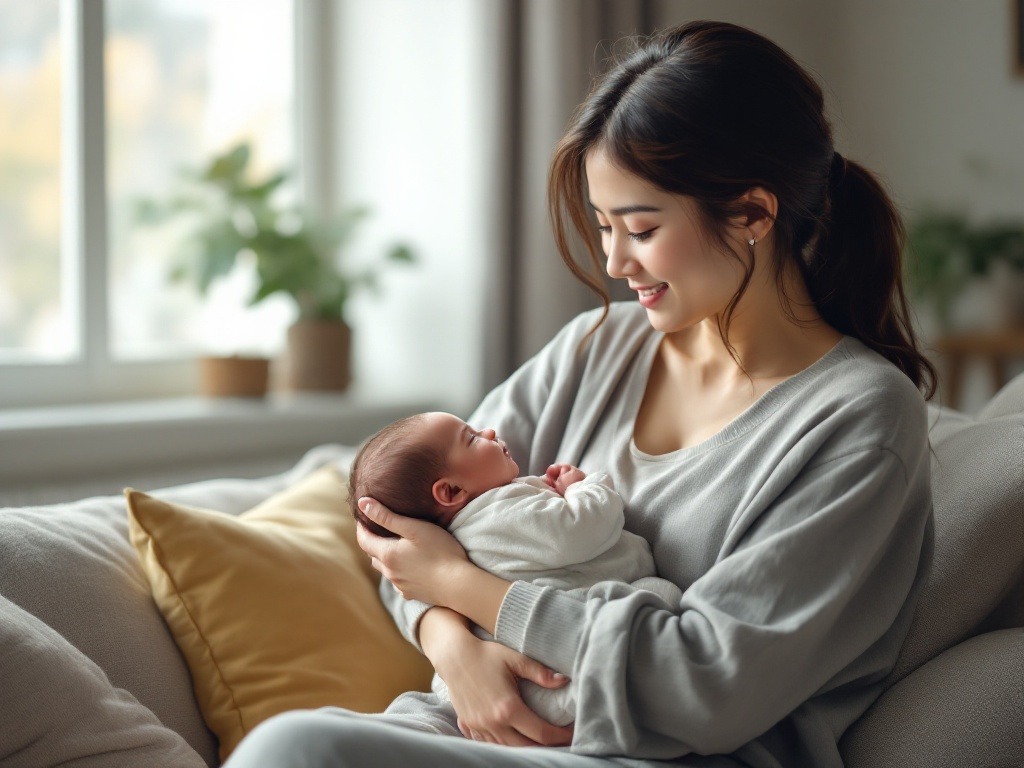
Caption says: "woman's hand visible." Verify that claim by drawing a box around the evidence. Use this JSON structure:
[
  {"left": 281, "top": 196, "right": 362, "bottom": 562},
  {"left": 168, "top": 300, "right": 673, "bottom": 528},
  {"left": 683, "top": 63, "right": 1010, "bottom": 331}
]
[
  {"left": 421, "top": 608, "right": 575, "bottom": 748},
  {"left": 355, "top": 498, "right": 468, "bottom": 607}
]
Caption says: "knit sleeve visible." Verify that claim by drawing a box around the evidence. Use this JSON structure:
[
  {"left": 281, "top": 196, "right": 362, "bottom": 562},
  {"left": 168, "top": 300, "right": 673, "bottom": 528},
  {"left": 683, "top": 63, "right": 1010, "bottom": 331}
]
[{"left": 494, "top": 445, "right": 933, "bottom": 759}]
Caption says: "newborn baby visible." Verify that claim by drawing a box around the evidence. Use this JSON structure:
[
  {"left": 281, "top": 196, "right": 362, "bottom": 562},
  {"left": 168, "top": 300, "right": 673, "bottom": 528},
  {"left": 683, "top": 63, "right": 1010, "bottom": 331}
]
[{"left": 348, "top": 411, "right": 682, "bottom": 726}]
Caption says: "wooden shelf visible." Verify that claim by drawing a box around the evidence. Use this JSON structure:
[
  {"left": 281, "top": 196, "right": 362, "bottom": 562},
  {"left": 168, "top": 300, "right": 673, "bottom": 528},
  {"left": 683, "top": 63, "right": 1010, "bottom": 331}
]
[{"left": 934, "top": 328, "right": 1024, "bottom": 410}]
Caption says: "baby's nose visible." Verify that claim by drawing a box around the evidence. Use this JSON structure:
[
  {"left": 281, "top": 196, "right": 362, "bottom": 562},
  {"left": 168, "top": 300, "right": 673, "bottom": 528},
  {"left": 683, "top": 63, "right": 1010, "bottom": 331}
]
[{"left": 480, "top": 428, "right": 497, "bottom": 440}]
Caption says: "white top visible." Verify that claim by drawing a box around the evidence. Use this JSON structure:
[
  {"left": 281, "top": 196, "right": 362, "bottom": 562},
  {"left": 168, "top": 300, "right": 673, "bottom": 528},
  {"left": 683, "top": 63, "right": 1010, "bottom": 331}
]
[{"left": 448, "top": 473, "right": 658, "bottom": 589}]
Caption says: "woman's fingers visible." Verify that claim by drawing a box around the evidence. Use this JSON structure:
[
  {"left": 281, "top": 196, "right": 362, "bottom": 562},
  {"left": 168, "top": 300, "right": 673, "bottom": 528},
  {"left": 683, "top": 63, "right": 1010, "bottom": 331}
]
[
  {"left": 509, "top": 707, "right": 574, "bottom": 747},
  {"left": 507, "top": 656, "right": 574, "bottom": 745},
  {"left": 510, "top": 653, "right": 570, "bottom": 691},
  {"left": 357, "top": 498, "right": 410, "bottom": 538},
  {"left": 442, "top": 638, "right": 572, "bottom": 748},
  {"left": 488, "top": 725, "right": 540, "bottom": 747}
]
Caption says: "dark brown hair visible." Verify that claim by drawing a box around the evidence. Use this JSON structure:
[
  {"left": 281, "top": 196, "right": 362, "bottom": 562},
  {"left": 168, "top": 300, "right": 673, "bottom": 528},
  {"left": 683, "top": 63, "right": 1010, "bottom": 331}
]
[
  {"left": 549, "top": 20, "right": 937, "bottom": 398},
  {"left": 347, "top": 414, "right": 448, "bottom": 538}
]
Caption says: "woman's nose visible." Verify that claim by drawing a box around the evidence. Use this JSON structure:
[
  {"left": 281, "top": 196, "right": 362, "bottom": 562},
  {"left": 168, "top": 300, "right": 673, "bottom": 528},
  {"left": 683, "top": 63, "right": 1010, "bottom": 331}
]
[{"left": 605, "top": 237, "right": 638, "bottom": 279}]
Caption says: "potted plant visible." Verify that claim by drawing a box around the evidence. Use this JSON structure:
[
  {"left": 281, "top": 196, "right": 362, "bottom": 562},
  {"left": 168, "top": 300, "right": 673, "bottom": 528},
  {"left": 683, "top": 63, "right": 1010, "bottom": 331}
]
[
  {"left": 135, "top": 142, "right": 415, "bottom": 395},
  {"left": 905, "top": 210, "right": 1024, "bottom": 331}
]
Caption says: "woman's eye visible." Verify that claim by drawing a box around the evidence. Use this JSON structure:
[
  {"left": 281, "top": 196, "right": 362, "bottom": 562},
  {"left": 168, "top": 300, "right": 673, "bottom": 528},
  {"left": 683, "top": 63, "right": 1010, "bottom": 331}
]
[{"left": 596, "top": 225, "right": 655, "bottom": 242}]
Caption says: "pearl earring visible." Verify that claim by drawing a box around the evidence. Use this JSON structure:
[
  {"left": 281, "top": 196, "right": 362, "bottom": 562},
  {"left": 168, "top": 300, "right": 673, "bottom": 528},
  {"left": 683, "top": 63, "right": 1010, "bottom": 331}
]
[{"left": 748, "top": 238, "right": 756, "bottom": 246}]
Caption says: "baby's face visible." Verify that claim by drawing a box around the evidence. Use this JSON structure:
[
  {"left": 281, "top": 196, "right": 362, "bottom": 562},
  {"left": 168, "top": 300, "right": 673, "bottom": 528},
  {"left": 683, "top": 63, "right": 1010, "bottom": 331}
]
[{"left": 419, "top": 412, "right": 519, "bottom": 497}]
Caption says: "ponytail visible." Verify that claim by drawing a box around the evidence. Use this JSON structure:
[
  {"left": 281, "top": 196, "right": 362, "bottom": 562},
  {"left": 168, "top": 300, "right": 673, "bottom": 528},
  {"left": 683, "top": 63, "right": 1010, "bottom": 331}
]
[{"left": 808, "top": 154, "right": 937, "bottom": 399}]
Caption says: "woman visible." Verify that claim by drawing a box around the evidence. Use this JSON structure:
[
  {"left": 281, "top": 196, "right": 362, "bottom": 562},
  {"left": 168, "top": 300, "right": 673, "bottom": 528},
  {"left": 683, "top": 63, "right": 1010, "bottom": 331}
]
[{"left": 225, "top": 20, "right": 935, "bottom": 768}]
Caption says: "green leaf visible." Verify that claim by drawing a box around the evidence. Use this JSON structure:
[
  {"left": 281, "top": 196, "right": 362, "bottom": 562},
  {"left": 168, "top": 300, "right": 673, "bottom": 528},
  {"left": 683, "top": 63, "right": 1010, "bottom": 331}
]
[
  {"left": 386, "top": 243, "right": 416, "bottom": 263},
  {"left": 128, "top": 139, "right": 422, "bottom": 317},
  {"left": 168, "top": 263, "right": 189, "bottom": 283},
  {"left": 204, "top": 143, "right": 250, "bottom": 183},
  {"left": 241, "top": 171, "right": 288, "bottom": 201}
]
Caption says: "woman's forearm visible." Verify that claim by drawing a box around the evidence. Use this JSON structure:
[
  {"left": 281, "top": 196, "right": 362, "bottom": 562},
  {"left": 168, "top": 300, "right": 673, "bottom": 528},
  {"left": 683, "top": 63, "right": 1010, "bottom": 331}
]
[
  {"left": 417, "top": 606, "right": 472, "bottom": 663},
  {"left": 445, "top": 562, "right": 513, "bottom": 636}
]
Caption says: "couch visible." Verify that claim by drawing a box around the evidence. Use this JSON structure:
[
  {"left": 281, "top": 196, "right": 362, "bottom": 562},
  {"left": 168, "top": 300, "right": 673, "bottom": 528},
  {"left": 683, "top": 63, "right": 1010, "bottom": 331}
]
[{"left": 0, "top": 375, "right": 1022, "bottom": 768}]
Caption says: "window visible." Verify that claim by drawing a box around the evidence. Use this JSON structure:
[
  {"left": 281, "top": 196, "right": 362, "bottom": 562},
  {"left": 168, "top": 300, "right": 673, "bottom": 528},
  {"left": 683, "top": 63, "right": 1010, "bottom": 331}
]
[
  {"left": 106, "top": 0, "right": 295, "bottom": 359},
  {"left": 0, "top": 1, "right": 67, "bottom": 363},
  {"left": 0, "top": 0, "right": 307, "bottom": 407},
  {"left": 2, "top": 0, "right": 492, "bottom": 414}
]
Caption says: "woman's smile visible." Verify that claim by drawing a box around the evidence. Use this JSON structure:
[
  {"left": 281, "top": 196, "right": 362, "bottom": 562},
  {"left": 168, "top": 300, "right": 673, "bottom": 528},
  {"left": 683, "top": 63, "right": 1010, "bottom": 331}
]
[{"left": 633, "top": 282, "right": 669, "bottom": 307}]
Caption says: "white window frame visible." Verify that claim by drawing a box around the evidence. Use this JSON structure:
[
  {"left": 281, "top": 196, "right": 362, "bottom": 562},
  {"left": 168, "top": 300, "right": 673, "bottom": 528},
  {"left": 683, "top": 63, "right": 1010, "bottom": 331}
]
[{"left": 0, "top": 0, "right": 332, "bottom": 409}]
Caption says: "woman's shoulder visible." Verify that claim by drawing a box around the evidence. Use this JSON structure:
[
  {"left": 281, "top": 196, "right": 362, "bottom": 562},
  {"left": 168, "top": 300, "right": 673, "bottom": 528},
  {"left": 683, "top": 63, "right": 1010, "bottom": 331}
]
[
  {"left": 831, "top": 336, "right": 927, "bottom": 412},
  {"left": 793, "top": 335, "right": 930, "bottom": 467},
  {"left": 568, "top": 301, "right": 655, "bottom": 353}
]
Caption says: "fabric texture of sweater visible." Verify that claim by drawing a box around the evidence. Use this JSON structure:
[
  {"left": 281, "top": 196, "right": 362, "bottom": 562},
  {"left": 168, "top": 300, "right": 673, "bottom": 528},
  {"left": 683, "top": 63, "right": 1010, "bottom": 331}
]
[{"left": 380, "top": 302, "right": 933, "bottom": 767}]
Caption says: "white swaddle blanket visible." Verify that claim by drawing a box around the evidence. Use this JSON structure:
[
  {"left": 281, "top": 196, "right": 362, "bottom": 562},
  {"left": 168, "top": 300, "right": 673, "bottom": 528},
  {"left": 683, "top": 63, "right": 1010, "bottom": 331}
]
[{"left": 431, "top": 473, "right": 682, "bottom": 726}]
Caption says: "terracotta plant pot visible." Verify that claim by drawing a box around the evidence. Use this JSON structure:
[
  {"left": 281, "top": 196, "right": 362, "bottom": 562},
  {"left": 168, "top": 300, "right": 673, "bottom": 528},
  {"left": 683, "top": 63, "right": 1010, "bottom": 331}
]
[
  {"left": 286, "top": 319, "right": 351, "bottom": 392},
  {"left": 198, "top": 355, "right": 270, "bottom": 398}
]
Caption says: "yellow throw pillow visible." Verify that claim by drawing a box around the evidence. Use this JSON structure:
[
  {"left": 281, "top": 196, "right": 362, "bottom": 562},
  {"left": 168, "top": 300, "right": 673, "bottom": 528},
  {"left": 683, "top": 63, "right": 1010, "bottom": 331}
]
[{"left": 126, "top": 466, "right": 433, "bottom": 762}]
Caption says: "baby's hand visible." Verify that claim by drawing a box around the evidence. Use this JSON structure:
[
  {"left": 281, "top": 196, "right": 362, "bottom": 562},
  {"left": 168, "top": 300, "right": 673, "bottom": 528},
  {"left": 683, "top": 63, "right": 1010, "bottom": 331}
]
[{"left": 544, "top": 464, "right": 586, "bottom": 496}]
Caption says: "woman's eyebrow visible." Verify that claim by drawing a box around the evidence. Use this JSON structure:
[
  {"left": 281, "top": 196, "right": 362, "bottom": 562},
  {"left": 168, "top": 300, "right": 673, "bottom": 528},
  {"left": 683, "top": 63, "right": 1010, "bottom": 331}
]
[{"left": 588, "top": 201, "right": 662, "bottom": 216}]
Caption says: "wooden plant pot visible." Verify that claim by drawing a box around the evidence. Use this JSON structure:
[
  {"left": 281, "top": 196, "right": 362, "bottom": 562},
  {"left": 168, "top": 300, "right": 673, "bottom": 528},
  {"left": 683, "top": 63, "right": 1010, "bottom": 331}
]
[
  {"left": 198, "top": 355, "right": 270, "bottom": 398},
  {"left": 286, "top": 319, "right": 351, "bottom": 392}
]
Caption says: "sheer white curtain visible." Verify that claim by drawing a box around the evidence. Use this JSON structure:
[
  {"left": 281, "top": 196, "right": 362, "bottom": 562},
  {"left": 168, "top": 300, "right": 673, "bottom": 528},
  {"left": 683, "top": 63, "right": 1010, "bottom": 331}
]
[
  {"left": 330, "top": 1, "right": 653, "bottom": 412},
  {"left": 486, "top": 0, "right": 655, "bottom": 387}
]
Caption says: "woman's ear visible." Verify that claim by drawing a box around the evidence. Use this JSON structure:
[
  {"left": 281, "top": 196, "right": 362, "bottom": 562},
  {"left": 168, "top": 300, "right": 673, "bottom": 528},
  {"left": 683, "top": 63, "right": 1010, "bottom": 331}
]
[
  {"left": 735, "top": 186, "right": 778, "bottom": 244},
  {"left": 432, "top": 478, "right": 469, "bottom": 509}
]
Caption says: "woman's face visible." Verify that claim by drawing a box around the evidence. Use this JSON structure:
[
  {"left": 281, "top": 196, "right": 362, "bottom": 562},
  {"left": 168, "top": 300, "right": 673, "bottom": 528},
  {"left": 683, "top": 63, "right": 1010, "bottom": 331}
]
[{"left": 585, "top": 148, "right": 750, "bottom": 334}]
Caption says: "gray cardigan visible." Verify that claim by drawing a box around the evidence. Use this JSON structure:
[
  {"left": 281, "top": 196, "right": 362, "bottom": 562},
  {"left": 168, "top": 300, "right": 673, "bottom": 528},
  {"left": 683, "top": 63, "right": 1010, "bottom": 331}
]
[{"left": 382, "top": 302, "right": 933, "bottom": 767}]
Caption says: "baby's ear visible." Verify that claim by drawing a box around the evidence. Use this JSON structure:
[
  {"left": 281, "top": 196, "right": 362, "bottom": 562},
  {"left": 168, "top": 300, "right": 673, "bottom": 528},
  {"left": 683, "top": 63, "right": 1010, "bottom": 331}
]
[{"left": 432, "top": 479, "right": 468, "bottom": 509}]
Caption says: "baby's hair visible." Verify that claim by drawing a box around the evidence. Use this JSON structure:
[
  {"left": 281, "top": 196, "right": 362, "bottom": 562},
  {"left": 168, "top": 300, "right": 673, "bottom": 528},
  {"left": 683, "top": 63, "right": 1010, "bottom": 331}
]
[{"left": 347, "top": 414, "right": 449, "bottom": 538}]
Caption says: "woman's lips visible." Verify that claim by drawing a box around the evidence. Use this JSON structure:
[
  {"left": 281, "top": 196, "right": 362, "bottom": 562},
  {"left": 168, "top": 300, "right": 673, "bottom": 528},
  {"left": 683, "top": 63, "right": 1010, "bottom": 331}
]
[{"left": 636, "top": 282, "right": 668, "bottom": 308}]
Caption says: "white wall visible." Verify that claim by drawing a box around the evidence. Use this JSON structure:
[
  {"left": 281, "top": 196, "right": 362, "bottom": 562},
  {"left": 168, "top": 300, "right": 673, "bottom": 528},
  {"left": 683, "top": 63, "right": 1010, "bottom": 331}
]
[
  {"left": 331, "top": 0, "right": 493, "bottom": 415},
  {"left": 827, "top": 0, "right": 1024, "bottom": 222}
]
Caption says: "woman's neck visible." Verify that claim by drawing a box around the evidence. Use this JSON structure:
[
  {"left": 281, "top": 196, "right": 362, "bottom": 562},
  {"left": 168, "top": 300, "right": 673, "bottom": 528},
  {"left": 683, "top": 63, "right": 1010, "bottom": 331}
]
[{"left": 661, "top": 265, "right": 843, "bottom": 388}]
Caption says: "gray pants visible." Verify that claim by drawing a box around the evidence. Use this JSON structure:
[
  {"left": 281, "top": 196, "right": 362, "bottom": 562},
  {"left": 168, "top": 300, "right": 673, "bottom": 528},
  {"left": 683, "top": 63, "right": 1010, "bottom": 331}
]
[
  {"left": 222, "top": 698, "right": 619, "bottom": 768},
  {"left": 222, "top": 693, "right": 744, "bottom": 768}
]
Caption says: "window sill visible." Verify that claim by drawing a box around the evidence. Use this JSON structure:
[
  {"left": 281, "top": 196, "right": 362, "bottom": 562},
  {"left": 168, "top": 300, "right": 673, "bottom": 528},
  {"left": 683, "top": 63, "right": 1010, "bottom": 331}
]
[{"left": 0, "top": 393, "right": 432, "bottom": 504}]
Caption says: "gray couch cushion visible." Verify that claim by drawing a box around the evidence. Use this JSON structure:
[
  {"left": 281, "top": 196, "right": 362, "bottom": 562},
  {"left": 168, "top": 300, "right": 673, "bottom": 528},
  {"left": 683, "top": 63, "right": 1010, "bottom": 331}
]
[
  {"left": 0, "top": 594, "right": 206, "bottom": 768},
  {"left": 886, "top": 401, "right": 1024, "bottom": 685},
  {"left": 0, "top": 443, "right": 354, "bottom": 767},
  {"left": 0, "top": 491, "right": 220, "bottom": 765},
  {"left": 979, "top": 368, "right": 1024, "bottom": 421},
  {"left": 841, "top": 628, "right": 1024, "bottom": 768}
]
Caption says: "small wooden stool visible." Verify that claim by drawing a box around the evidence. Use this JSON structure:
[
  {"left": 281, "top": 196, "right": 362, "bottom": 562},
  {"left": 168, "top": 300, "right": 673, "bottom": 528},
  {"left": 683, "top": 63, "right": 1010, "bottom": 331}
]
[{"left": 934, "top": 328, "right": 1024, "bottom": 410}]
